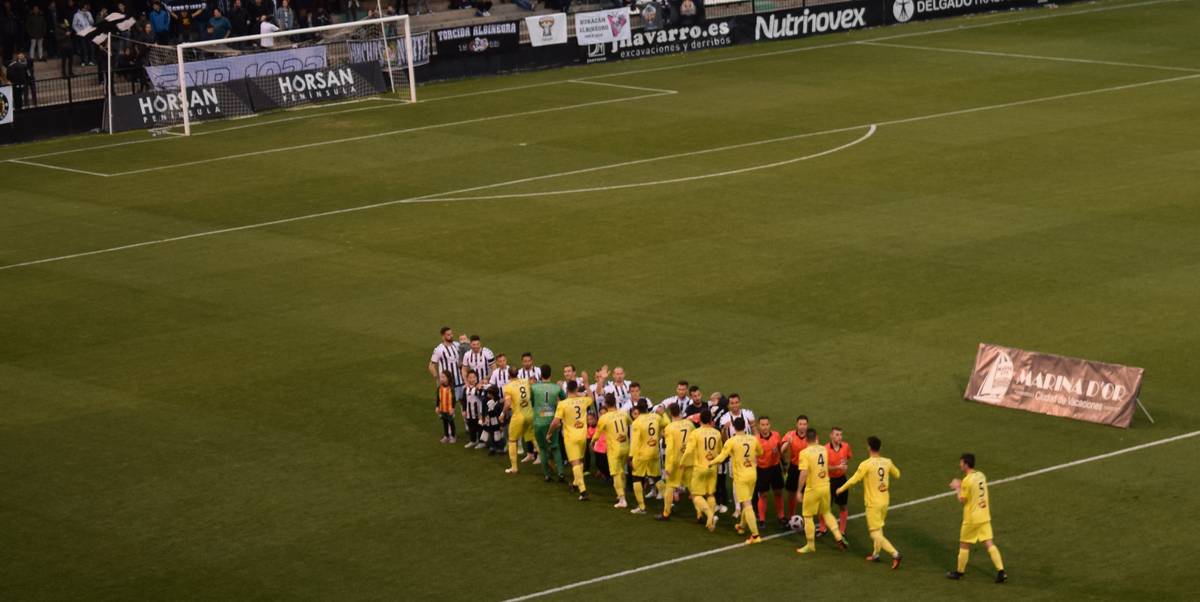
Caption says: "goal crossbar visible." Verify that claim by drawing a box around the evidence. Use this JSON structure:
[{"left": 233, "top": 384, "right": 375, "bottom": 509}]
[{"left": 174, "top": 14, "right": 416, "bottom": 135}]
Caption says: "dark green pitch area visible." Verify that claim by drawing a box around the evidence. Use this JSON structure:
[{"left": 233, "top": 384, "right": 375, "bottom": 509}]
[{"left": 2, "top": 1, "right": 1199, "bottom": 599}]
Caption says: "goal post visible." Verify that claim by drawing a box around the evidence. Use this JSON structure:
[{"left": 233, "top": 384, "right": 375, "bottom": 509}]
[{"left": 174, "top": 14, "right": 417, "bottom": 135}]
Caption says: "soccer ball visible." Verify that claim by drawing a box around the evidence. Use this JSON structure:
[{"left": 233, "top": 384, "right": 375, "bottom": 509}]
[{"left": 788, "top": 515, "right": 804, "bottom": 531}]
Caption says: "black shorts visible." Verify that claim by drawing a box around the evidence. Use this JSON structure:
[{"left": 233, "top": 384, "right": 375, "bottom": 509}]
[
  {"left": 756, "top": 465, "right": 784, "bottom": 493},
  {"left": 830, "top": 475, "right": 848, "bottom": 506},
  {"left": 785, "top": 464, "right": 801, "bottom": 492}
]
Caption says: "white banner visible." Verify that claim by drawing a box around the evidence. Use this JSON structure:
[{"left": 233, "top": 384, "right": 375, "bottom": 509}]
[
  {"left": 145, "top": 46, "right": 329, "bottom": 90},
  {"left": 526, "top": 13, "right": 568, "bottom": 47},
  {"left": 0, "top": 85, "right": 12, "bottom": 124},
  {"left": 575, "top": 8, "right": 632, "bottom": 46}
]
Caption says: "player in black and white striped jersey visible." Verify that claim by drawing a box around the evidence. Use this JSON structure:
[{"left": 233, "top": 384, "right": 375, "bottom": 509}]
[
  {"left": 487, "top": 354, "right": 511, "bottom": 390},
  {"left": 718, "top": 393, "right": 756, "bottom": 519},
  {"left": 460, "top": 335, "right": 495, "bottom": 385},
  {"left": 558, "top": 363, "right": 584, "bottom": 393},
  {"left": 517, "top": 352, "right": 543, "bottom": 382},
  {"left": 429, "top": 327, "right": 464, "bottom": 401},
  {"left": 656, "top": 380, "right": 689, "bottom": 414}
]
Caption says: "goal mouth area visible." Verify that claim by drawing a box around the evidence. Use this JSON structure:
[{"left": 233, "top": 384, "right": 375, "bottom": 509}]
[{"left": 164, "top": 14, "right": 418, "bottom": 136}]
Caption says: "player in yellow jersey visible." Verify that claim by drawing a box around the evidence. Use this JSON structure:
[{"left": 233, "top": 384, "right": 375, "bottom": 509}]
[
  {"left": 947, "top": 453, "right": 1007, "bottom": 583},
  {"left": 502, "top": 367, "right": 533, "bottom": 475},
  {"left": 707, "top": 415, "right": 763, "bottom": 543},
  {"left": 836, "top": 436, "right": 902, "bottom": 568},
  {"left": 794, "top": 428, "right": 848, "bottom": 554},
  {"left": 657, "top": 403, "right": 696, "bottom": 521},
  {"left": 548, "top": 376, "right": 594, "bottom": 501},
  {"left": 592, "top": 394, "right": 632, "bottom": 509},
  {"left": 682, "top": 408, "right": 722, "bottom": 531},
  {"left": 629, "top": 399, "right": 668, "bottom": 514}
]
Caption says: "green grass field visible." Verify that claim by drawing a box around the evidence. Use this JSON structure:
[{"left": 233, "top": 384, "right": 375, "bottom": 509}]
[{"left": 3, "top": 0, "right": 1200, "bottom": 599}]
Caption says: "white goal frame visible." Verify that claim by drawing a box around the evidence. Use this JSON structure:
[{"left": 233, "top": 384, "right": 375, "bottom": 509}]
[{"left": 174, "top": 14, "right": 417, "bottom": 135}]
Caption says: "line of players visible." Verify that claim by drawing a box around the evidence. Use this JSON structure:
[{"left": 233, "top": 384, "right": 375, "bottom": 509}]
[{"left": 433, "top": 337, "right": 1007, "bottom": 582}]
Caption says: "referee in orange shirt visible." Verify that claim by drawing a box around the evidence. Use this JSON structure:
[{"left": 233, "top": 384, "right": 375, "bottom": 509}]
[
  {"left": 821, "top": 426, "right": 853, "bottom": 536},
  {"left": 753, "top": 416, "right": 786, "bottom": 530}
]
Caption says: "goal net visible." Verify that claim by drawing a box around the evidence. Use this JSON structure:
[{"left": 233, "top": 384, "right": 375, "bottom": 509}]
[{"left": 124, "top": 15, "right": 416, "bottom": 135}]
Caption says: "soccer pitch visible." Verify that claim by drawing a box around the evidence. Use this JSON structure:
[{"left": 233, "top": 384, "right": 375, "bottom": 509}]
[{"left": 3, "top": 0, "right": 1200, "bottom": 598}]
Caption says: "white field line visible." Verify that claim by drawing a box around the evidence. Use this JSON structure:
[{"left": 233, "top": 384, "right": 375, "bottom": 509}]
[
  {"left": 102, "top": 85, "right": 677, "bottom": 177},
  {"left": 502, "top": 428, "right": 1200, "bottom": 602},
  {"left": 431, "top": 125, "right": 877, "bottom": 202},
  {"left": 6, "top": 159, "right": 113, "bottom": 177},
  {"left": 1, "top": 70, "right": 1197, "bottom": 273},
  {"left": 860, "top": 40, "right": 1200, "bottom": 73},
  {"left": 2, "top": 0, "right": 1179, "bottom": 164},
  {"left": 6, "top": 80, "right": 574, "bottom": 161}
]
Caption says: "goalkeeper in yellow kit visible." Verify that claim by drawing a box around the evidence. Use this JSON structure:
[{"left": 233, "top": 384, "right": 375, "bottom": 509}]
[
  {"left": 794, "top": 428, "right": 848, "bottom": 554},
  {"left": 836, "top": 435, "right": 901, "bottom": 568},
  {"left": 706, "top": 415, "right": 763, "bottom": 544},
  {"left": 946, "top": 453, "right": 1007, "bottom": 583}
]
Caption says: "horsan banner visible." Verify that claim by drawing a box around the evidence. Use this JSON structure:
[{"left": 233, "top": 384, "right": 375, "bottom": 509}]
[{"left": 965, "top": 343, "right": 1144, "bottom": 428}]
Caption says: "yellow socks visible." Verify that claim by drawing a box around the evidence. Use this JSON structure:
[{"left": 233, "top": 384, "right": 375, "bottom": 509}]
[
  {"left": 693, "top": 496, "right": 712, "bottom": 521},
  {"left": 957, "top": 548, "right": 970, "bottom": 572},
  {"left": 743, "top": 505, "right": 759, "bottom": 536},
  {"left": 613, "top": 471, "right": 625, "bottom": 499},
  {"left": 507, "top": 441, "right": 519, "bottom": 471},
  {"left": 572, "top": 463, "right": 586, "bottom": 492},
  {"left": 633, "top": 481, "right": 646, "bottom": 510},
  {"left": 799, "top": 516, "right": 816, "bottom": 552},
  {"left": 822, "top": 512, "right": 844, "bottom": 542},
  {"left": 663, "top": 488, "right": 674, "bottom": 517},
  {"left": 987, "top": 546, "right": 1004, "bottom": 571},
  {"left": 871, "top": 530, "right": 898, "bottom": 556}
]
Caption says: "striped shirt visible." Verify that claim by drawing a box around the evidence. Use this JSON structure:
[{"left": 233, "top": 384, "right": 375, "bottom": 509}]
[
  {"left": 603, "top": 380, "right": 632, "bottom": 408},
  {"left": 431, "top": 342, "right": 463, "bottom": 387},
  {"left": 517, "top": 366, "right": 543, "bottom": 382},
  {"left": 462, "top": 347, "right": 495, "bottom": 381},
  {"left": 463, "top": 385, "right": 484, "bottom": 420},
  {"left": 488, "top": 368, "right": 510, "bottom": 389},
  {"left": 718, "top": 409, "right": 756, "bottom": 439},
  {"left": 656, "top": 395, "right": 688, "bottom": 414}
]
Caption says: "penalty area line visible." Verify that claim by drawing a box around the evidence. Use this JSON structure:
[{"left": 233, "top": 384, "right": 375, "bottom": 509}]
[{"left": 502, "top": 429, "right": 1200, "bottom": 602}]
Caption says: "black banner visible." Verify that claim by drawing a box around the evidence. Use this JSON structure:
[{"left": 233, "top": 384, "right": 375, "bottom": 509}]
[
  {"left": 736, "top": 1, "right": 882, "bottom": 43},
  {"left": 107, "top": 82, "right": 254, "bottom": 132},
  {"left": 434, "top": 21, "right": 521, "bottom": 58},
  {"left": 581, "top": 19, "right": 738, "bottom": 64},
  {"left": 886, "top": 0, "right": 1044, "bottom": 24},
  {"left": 244, "top": 62, "right": 387, "bottom": 111}
]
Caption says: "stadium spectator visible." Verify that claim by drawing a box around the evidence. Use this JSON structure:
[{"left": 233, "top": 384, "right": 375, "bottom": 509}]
[
  {"left": 257, "top": 14, "right": 277, "bottom": 47},
  {"left": 228, "top": 0, "right": 248, "bottom": 38},
  {"left": 26, "top": 5, "right": 46, "bottom": 61},
  {"left": 0, "top": 1, "right": 18, "bottom": 66},
  {"left": 149, "top": 1, "right": 172, "bottom": 44},
  {"left": 6, "top": 49, "right": 31, "bottom": 108},
  {"left": 273, "top": 0, "right": 294, "bottom": 30},
  {"left": 247, "top": 0, "right": 267, "bottom": 28},
  {"left": 207, "top": 7, "right": 230, "bottom": 37},
  {"left": 345, "top": 0, "right": 360, "bottom": 21},
  {"left": 313, "top": 6, "right": 330, "bottom": 28},
  {"left": 44, "top": 0, "right": 59, "bottom": 58},
  {"left": 473, "top": 0, "right": 492, "bottom": 17},
  {"left": 71, "top": 2, "right": 94, "bottom": 66}
]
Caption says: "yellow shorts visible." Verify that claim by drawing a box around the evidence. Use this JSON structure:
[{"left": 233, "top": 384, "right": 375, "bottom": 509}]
[
  {"left": 509, "top": 412, "right": 533, "bottom": 444},
  {"left": 801, "top": 487, "right": 831, "bottom": 517},
  {"left": 563, "top": 436, "right": 587, "bottom": 462},
  {"left": 690, "top": 467, "right": 717, "bottom": 496},
  {"left": 733, "top": 478, "right": 756, "bottom": 505},
  {"left": 666, "top": 464, "right": 693, "bottom": 489},
  {"left": 959, "top": 521, "right": 993, "bottom": 544},
  {"left": 632, "top": 456, "right": 661, "bottom": 477},
  {"left": 607, "top": 449, "right": 629, "bottom": 475},
  {"left": 866, "top": 506, "right": 888, "bottom": 531}
]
